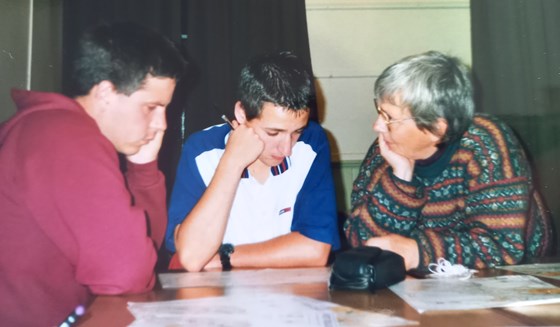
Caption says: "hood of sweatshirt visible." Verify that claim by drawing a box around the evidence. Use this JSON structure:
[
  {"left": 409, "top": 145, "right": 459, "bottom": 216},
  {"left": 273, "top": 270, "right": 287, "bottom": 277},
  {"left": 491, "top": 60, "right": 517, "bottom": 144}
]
[{"left": 0, "top": 89, "right": 84, "bottom": 145}]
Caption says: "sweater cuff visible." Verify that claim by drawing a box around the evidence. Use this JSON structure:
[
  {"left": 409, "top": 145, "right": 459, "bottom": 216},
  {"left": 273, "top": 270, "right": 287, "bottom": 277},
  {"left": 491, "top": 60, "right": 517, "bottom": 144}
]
[
  {"left": 126, "top": 160, "right": 161, "bottom": 183},
  {"left": 389, "top": 169, "right": 424, "bottom": 199}
]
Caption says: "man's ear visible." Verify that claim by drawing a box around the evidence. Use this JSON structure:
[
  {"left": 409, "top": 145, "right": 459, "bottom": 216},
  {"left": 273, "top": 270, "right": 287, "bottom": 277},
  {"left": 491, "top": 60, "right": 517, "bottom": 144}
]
[
  {"left": 93, "top": 80, "right": 116, "bottom": 109},
  {"left": 234, "top": 101, "right": 247, "bottom": 124}
]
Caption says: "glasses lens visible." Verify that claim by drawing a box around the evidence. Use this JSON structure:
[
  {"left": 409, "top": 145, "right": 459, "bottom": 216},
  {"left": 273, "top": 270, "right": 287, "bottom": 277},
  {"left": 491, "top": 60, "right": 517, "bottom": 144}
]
[
  {"left": 374, "top": 99, "right": 393, "bottom": 125},
  {"left": 376, "top": 108, "right": 390, "bottom": 124}
]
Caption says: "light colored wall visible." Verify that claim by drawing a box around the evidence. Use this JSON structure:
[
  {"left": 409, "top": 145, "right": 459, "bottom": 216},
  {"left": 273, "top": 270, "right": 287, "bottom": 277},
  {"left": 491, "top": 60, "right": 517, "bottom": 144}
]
[
  {"left": 306, "top": 0, "right": 471, "bottom": 211},
  {"left": 0, "top": 0, "right": 62, "bottom": 123},
  {"left": 0, "top": 0, "right": 31, "bottom": 122},
  {"left": 307, "top": 0, "right": 471, "bottom": 162}
]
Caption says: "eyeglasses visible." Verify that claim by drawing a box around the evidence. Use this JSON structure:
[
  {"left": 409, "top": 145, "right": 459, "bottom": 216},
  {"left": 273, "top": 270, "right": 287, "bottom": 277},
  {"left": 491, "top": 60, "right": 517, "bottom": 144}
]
[{"left": 374, "top": 99, "right": 415, "bottom": 126}]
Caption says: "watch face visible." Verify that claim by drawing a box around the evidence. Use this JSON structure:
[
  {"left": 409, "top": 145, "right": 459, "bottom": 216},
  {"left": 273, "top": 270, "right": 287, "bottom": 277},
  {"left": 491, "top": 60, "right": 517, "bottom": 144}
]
[
  {"left": 219, "top": 243, "right": 234, "bottom": 271},
  {"left": 220, "top": 243, "right": 234, "bottom": 255}
]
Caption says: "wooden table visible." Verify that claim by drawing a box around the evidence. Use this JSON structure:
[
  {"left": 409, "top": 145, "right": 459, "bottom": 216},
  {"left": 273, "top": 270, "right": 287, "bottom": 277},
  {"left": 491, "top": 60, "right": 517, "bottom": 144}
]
[{"left": 77, "top": 266, "right": 560, "bottom": 327}]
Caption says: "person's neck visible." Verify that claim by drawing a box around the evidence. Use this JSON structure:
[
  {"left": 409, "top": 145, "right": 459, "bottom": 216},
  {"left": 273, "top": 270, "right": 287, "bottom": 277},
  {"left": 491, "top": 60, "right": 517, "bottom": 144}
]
[
  {"left": 416, "top": 145, "right": 440, "bottom": 162},
  {"left": 247, "top": 160, "right": 270, "bottom": 184},
  {"left": 74, "top": 95, "right": 96, "bottom": 120}
]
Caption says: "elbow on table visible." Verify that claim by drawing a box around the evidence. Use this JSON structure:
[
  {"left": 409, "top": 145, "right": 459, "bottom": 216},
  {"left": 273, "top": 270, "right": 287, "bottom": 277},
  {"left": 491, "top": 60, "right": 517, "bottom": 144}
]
[
  {"left": 304, "top": 243, "right": 331, "bottom": 267},
  {"left": 505, "top": 247, "right": 525, "bottom": 266},
  {"left": 90, "top": 269, "right": 156, "bottom": 295},
  {"left": 120, "top": 273, "right": 156, "bottom": 294},
  {"left": 177, "top": 252, "right": 206, "bottom": 272}
]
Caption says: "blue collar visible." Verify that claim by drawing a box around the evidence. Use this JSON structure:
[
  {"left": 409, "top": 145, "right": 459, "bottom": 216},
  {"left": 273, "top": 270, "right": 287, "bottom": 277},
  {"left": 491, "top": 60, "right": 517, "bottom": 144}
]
[{"left": 241, "top": 156, "right": 291, "bottom": 179}]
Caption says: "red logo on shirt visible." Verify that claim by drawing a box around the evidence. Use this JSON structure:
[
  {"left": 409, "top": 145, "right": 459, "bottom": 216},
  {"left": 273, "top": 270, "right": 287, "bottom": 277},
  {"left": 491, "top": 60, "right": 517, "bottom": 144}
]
[{"left": 278, "top": 207, "right": 292, "bottom": 215}]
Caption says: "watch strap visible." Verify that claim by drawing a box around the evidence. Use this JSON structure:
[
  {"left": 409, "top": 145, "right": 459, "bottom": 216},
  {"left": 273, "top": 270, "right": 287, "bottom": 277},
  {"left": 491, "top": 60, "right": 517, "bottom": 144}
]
[{"left": 219, "top": 243, "right": 234, "bottom": 271}]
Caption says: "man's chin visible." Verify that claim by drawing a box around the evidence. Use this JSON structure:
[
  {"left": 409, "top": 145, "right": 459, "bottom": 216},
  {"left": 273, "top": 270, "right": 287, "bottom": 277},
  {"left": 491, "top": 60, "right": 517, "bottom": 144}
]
[
  {"left": 265, "top": 158, "right": 284, "bottom": 167},
  {"left": 118, "top": 145, "right": 141, "bottom": 157}
]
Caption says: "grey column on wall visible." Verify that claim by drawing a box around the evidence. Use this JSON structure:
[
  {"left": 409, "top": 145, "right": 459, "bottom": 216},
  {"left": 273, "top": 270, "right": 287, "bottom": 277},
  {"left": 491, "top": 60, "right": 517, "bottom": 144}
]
[
  {"left": 0, "top": 1, "right": 31, "bottom": 122},
  {"left": 0, "top": 0, "right": 62, "bottom": 123}
]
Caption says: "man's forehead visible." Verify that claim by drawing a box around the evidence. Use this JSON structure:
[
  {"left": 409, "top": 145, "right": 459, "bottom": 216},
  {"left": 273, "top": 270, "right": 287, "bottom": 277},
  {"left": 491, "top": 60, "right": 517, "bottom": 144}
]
[
  {"left": 257, "top": 105, "right": 309, "bottom": 128},
  {"left": 127, "top": 76, "right": 176, "bottom": 102}
]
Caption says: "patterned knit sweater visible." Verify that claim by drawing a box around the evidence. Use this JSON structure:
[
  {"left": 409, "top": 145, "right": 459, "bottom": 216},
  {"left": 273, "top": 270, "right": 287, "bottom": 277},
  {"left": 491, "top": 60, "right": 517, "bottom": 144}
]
[{"left": 344, "top": 114, "right": 551, "bottom": 269}]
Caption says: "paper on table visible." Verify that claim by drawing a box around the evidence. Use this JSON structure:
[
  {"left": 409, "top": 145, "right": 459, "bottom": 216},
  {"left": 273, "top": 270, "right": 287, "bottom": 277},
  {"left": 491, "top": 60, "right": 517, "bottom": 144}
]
[
  {"left": 159, "top": 267, "right": 331, "bottom": 289},
  {"left": 127, "top": 293, "right": 418, "bottom": 327},
  {"left": 389, "top": 275, "right": 560, "bottom": 313},
  {"left": 498, "top": 263, "right": 560, "bottom": 280}
]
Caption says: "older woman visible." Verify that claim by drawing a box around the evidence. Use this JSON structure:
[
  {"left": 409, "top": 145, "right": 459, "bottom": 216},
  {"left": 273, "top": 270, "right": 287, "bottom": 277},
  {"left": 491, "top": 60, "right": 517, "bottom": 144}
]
[{"left": 344, "top": 51, "right": 551, "bottom": 270}]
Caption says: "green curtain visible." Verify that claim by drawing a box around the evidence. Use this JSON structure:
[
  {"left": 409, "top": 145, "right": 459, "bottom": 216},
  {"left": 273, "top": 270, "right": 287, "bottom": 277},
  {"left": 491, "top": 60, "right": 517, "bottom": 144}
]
[
  {"left": 471, "top": 0, "right": 560, "bottom": 253},
  {"left": 180, "top": 0, "right": 318, "bottom": 139}
]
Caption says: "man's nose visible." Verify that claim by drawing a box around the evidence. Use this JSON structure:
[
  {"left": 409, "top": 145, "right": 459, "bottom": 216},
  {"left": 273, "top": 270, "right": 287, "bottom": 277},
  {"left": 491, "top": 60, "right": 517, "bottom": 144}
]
[
  {"left": 152, "top": 108, "right": 167, "bottom": 131},
  {"left": 279, "top": 136, "right": 292, "bottom": 157}
]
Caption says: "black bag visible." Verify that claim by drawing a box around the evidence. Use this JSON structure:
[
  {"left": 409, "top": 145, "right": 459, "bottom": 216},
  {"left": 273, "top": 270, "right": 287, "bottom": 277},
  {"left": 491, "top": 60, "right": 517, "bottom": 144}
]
[{"left": 329, "top": 246, "right": 406, "bottom": 292}]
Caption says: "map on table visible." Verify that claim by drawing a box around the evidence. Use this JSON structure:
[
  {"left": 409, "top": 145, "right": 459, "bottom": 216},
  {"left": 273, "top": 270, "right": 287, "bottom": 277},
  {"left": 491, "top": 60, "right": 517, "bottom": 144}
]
[
  {"left": 498, "top": 262, "right": 560, "bottom": 280},
  {"left": 128, "top": 293, "right": 418, "bottom": 327},
  {"left": 389, "top": 275, "right": 560, "bottom": 313}
]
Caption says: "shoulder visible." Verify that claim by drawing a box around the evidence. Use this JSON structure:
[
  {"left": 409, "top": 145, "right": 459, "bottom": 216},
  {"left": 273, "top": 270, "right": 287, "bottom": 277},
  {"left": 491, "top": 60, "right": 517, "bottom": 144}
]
[
  {"left": 183, "top": 123, "right": 230, "bottom": 154},
  {"left": 458, "top": 113, "right": 529, "bottom": 177},
  {"left": 471, "top": 114, "right": 514, "bottom": 135},
  {"left": 27, "top": 107, "right": 92, "bottom": 130},
  {"left": 299, "top": 120, "right": 329, "bottom": 149},
  {"left": 7, "top": 90, "right": 90, "bottom": 128},
  {"left": 462, "top": 114, "right": 521, "bottom": 151},
  {"left": 10, "top": 106, "right": 100, "bottom": 151},
  {"left": 2, "top": 99, "right": 117, "bottom": 173},
  {"left": 302, "top": 120, "right": 326, "bottom": 136}
]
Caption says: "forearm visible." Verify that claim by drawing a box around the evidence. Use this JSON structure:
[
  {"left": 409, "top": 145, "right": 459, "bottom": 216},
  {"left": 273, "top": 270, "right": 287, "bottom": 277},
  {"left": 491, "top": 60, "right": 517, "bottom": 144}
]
[
  {"left": 365, "top": 234, "right": 419, "bottom": 270},
  {"left": 207, "top": 232, "right": 331, "bottom": 270},
  {"left": 412, "top": 222, "right": 525, "bottom": 270},
  {"left": 126, "top": 160, "right": 167, "bottom": 249},
  {"left": 441, "top": 178, "right": 530, "bottom": 268},
  {"left": 174, "top": 155, "right": 245, "bottom": 272},
  {"left": 346, "top": 173, "right": 425, "bottom": 246}
]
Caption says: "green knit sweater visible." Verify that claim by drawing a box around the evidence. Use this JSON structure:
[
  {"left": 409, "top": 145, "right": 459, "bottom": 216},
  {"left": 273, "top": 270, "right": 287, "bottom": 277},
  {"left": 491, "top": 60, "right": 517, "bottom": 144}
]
[{"left": 344, "top": 114, "right": 551, "bottom": 269}]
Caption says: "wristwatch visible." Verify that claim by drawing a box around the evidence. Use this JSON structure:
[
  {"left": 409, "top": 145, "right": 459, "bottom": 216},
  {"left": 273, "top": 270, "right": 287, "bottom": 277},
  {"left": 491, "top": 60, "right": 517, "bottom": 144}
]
[{"left": 219, "top": 243, "right": 235, "bottom": 271}]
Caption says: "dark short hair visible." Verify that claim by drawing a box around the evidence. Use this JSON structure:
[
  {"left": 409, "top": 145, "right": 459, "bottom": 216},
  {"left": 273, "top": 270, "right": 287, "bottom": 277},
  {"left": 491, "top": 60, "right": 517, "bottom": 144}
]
[
  {"left": 374, "top": 51, "right": 474, "bottom": 142},
  {"left": 237, "top": 51, "right": 312, "bottom": 120},
  {"left": 69, "top": 22, "right": 186, "bottom": 97}
]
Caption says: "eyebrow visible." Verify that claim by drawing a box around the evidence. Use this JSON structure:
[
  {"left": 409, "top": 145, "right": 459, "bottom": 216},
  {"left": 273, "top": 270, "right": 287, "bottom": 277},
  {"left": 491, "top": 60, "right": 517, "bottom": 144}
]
[
  {"left": 146, "top": 100, "right": 168, "bottom": 107},
  {"left": 379, "top": 107, "right": 393, "bottom": 118},
  {"left": 263, "top": 125, "right": 307, "bottom": 133}
]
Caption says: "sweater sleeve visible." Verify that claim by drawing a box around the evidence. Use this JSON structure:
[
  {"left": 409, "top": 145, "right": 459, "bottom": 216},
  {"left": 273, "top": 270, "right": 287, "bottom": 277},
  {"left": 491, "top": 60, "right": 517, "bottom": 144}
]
[
  {"left": 23, "top": 111, "right": 160, "bottom": 295},
  {"left": 344, "top": 140, "right": 428, "bottom": 247},
  {"left": 125, "top": 160, "right": 167, "bottom": 250}
]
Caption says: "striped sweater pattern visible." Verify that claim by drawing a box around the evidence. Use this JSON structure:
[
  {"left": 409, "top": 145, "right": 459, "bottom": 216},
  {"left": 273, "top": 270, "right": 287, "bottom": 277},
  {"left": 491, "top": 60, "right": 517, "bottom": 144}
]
[{"left": 344, "top": 114, "right": 551, "bottom": 269}]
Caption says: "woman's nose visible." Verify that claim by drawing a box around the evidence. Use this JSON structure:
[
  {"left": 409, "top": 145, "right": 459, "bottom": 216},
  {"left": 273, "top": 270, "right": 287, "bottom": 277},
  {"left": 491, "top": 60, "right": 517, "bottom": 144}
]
[{"left": 373, "top": 115, "right": 387, "bottom": 133}]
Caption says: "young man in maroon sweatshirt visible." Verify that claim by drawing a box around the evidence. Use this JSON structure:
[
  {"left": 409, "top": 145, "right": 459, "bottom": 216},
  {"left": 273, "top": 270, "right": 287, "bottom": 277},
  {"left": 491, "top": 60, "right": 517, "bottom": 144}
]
[{"left": 0, "top": 22, "right": 185, "bottom": 326}]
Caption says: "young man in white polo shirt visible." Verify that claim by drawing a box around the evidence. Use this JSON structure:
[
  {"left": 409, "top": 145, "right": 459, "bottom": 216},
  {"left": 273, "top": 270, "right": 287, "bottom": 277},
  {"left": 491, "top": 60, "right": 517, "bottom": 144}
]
[{"left": 166, "top": 51, "right": 340, "bottom": 271}]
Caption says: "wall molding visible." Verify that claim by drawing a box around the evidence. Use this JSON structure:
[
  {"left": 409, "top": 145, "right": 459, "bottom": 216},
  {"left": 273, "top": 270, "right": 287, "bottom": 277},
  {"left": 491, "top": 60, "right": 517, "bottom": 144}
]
[{"left": 306, "top": 0, "right": 469, "bottom": 10}]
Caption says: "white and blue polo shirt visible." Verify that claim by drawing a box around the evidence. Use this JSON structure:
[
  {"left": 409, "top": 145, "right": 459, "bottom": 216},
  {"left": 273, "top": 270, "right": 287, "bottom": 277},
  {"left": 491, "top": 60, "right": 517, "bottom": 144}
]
[{"left": 165, "top": 120, "right": 340, "bottom": 252}]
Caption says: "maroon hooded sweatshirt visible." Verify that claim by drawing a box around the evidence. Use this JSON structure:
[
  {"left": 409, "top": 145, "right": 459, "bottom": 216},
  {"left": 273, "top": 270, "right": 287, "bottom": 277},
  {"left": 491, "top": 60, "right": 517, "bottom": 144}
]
[{"left": 0, "top": 90, "right": 167, "bottom": 326}]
